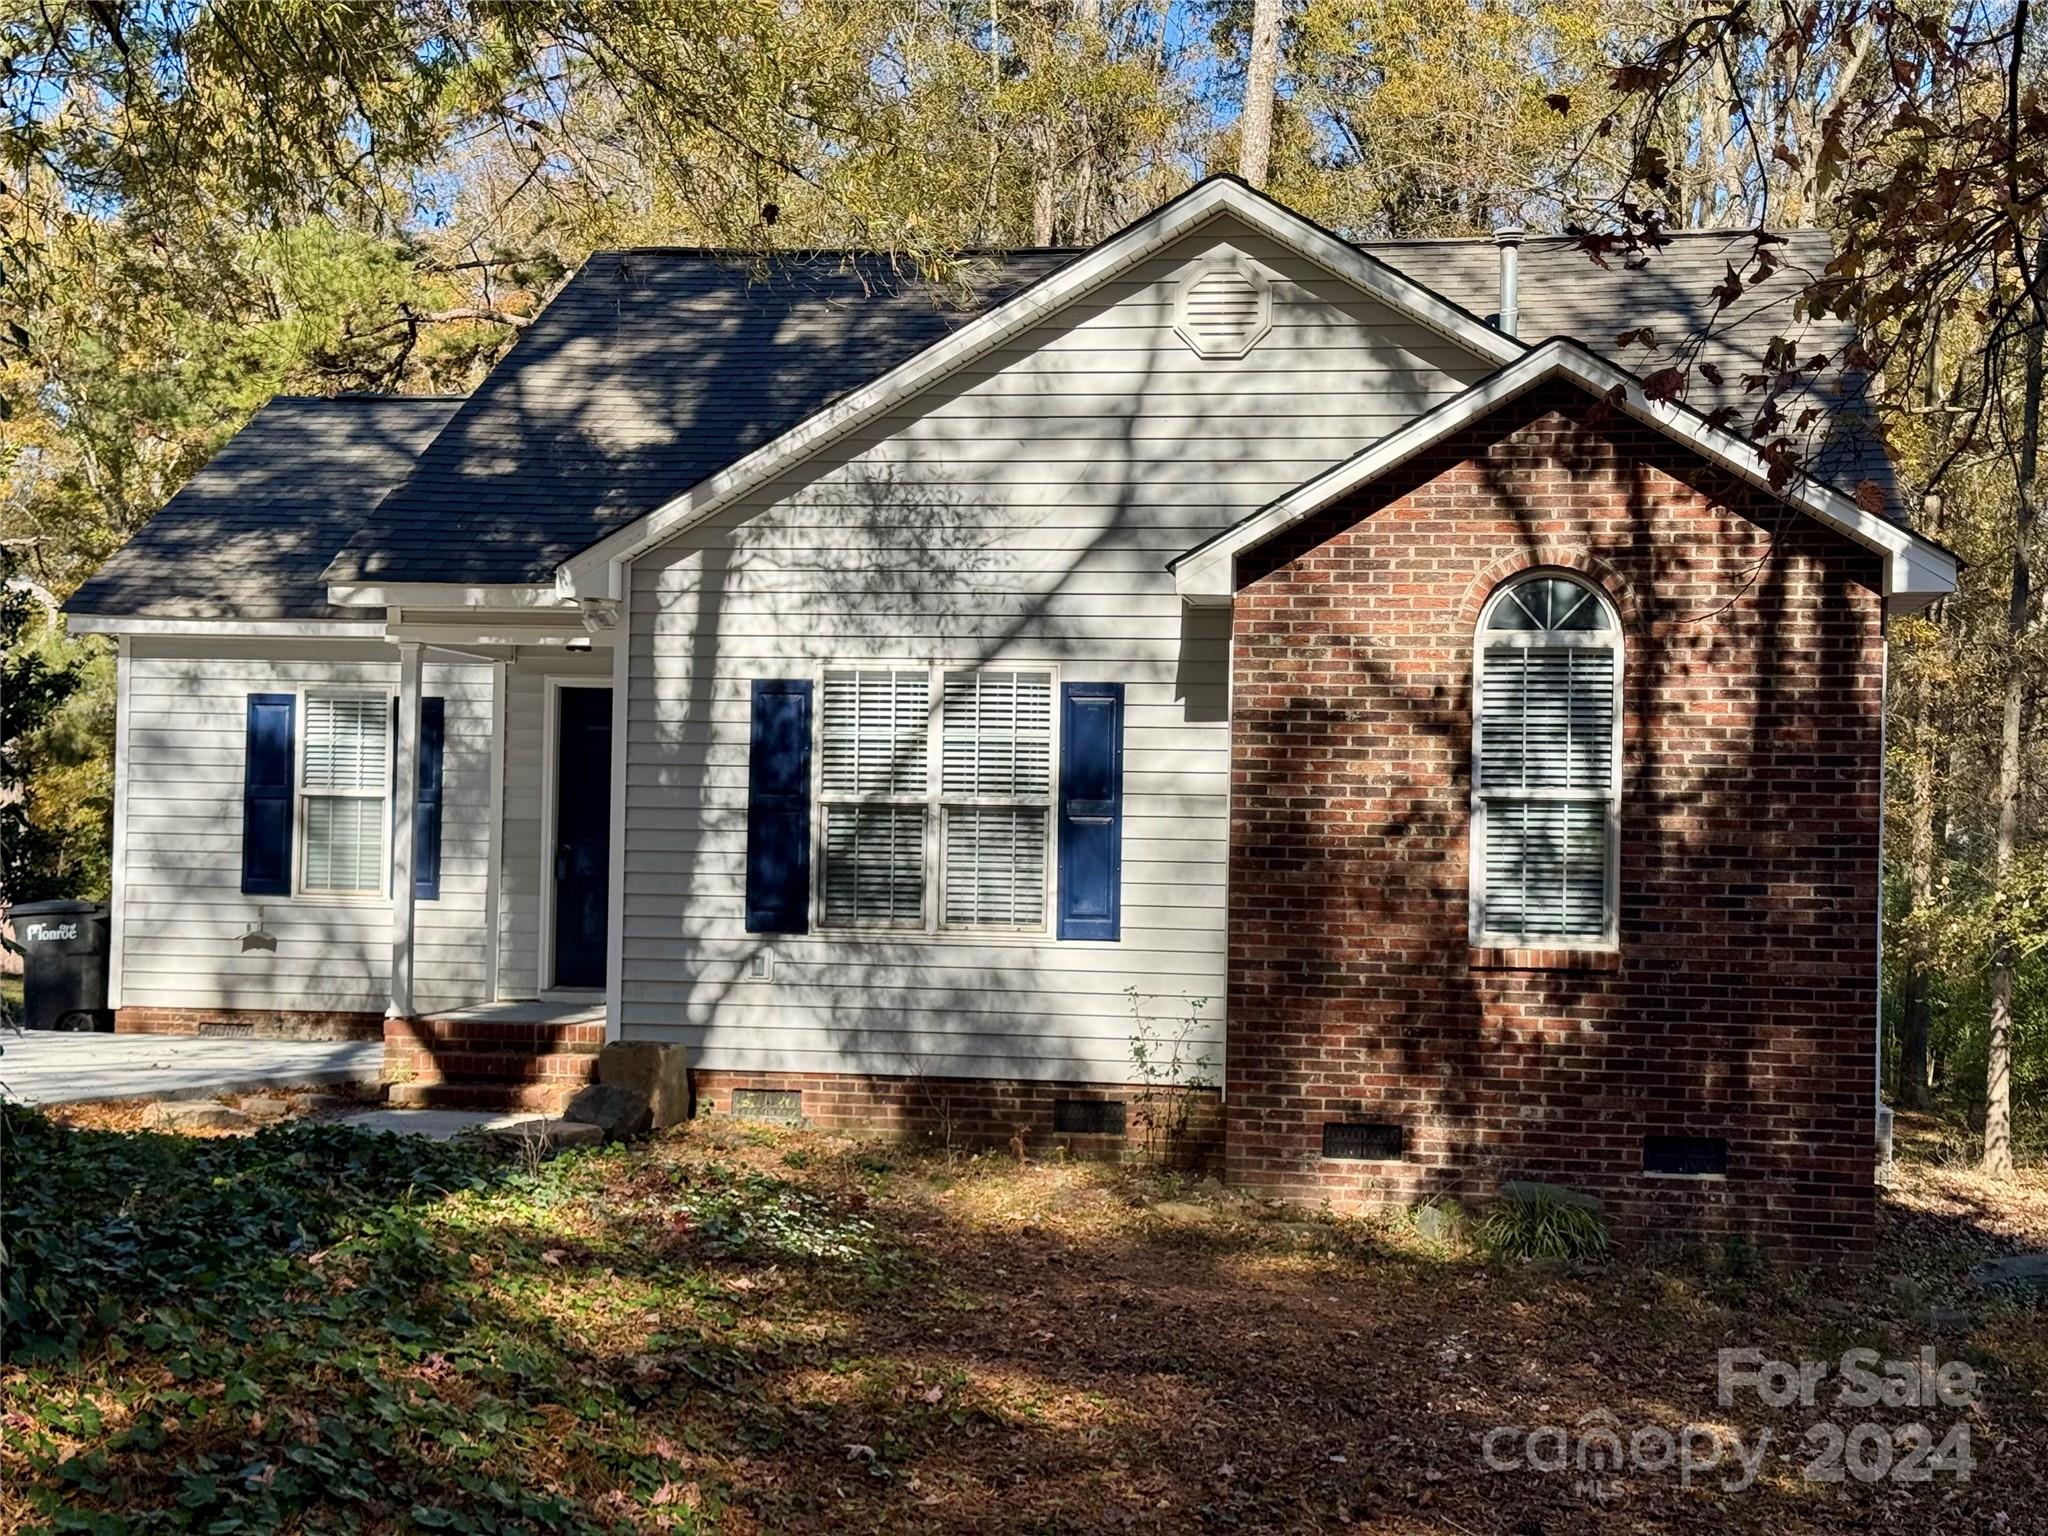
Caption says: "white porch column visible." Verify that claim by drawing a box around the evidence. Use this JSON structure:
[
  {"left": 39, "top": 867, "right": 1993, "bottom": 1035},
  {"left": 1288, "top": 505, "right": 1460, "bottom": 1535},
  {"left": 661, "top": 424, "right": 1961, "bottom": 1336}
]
[
  {"left": 389, "top": 640, "right": 423, "bottom": 1019},
  {"left": 485, "top": 657, "right": 508, "bottom": 1004}
]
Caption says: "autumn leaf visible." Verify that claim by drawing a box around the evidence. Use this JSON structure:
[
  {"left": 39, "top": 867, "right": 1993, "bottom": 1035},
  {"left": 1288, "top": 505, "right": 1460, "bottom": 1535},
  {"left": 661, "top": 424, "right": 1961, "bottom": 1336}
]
[
  {"left": 1641, "top": 367, "right": 1687, "bottom": 401},
  {"left": 1610, "top": 63, "right": 1667, "bottom": 93},
  {"left": 1544, "top": 92, "right": 1571, "bottom": 114}
]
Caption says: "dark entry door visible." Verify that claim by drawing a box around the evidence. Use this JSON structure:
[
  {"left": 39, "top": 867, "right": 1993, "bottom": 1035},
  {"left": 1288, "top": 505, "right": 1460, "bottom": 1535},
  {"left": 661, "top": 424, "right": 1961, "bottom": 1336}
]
[{"left": 552, "top": 686, "right": 612, "bottom": 989}]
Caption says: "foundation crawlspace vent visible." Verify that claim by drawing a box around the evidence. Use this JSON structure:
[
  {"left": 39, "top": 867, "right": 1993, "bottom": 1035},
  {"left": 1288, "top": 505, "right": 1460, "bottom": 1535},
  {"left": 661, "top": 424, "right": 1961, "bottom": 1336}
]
[
  {"left": 1642, "top": 1134, "right": 1728, "bottom": 1176},
  {"left": 730, "top": 1088, "right": 803, "bottom": 1123},
  {"left": 1054, "top": 1098, "right": 1127, "bottom": 1135},
  {"left": 1322, "top": 1122, "right": 1405, "bottom": 1161}
]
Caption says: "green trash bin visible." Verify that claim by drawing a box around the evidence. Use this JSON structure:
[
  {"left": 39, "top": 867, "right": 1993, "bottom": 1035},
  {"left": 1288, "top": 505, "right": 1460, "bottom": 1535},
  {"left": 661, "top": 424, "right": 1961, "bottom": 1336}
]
[{"left": 8, "top": 899, "right": 112, "bottom": 1032}]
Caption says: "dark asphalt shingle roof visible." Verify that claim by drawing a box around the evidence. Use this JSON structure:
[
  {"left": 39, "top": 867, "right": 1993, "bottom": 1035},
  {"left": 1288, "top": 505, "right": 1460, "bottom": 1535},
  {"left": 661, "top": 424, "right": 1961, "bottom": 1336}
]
[
  {"left": 65, "top": 396, "right": 464, "bottom": 621},
  {"left": 1367, "top": 228, "right": 1892, "bottom": 506},
  {"left": 322, "top": 250, "right": 1076, "bottom": 587},
  {"left": 73, "top": 223, "right": 1896, "bottom": 619}
]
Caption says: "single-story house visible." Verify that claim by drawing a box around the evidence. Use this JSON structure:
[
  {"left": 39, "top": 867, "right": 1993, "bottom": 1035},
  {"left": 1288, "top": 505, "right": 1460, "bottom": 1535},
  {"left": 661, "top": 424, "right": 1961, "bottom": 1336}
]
[{"left": 66, "top": 178, "right": 1956, "bottom": 1256}]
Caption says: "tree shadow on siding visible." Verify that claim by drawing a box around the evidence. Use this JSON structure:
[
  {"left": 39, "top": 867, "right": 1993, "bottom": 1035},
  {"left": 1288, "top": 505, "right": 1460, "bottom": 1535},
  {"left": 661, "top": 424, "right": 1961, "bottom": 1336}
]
[{"left": 638, "top": 284, "right": 1250, "bottom": 1087}]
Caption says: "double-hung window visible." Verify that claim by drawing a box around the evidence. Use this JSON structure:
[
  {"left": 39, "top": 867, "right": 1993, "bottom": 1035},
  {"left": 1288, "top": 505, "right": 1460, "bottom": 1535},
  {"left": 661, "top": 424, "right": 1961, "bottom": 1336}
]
[
  {"left": 818, "top": 666, "right": 1054, "bottom": 933},
  {"left": 1472, "top": 573, "right": 1620, "bottom": 946},
  {"left": 299, "top": 692, "right": 390, "bottom": 896}
]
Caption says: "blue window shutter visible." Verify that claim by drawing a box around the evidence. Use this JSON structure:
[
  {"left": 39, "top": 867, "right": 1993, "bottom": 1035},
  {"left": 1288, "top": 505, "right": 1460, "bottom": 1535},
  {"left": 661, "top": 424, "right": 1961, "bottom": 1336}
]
[
  {"left": 241, "top": 693, "right": 296, "bottom": 896},
  {"left": 746, "top": 680, "right": 813, "bottom": 933},
  {"left": 1058, "top": 682, "right": 1124, "bottom": 940},
  {"left": 414, "top": 696, "right": 445, "bottom": 900}
]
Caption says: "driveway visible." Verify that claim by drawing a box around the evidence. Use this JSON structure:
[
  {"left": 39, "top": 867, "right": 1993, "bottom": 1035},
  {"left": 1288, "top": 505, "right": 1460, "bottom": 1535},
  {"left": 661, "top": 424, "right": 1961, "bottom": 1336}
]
[{"left": 0, "top": 1030, "right": 383, "bottom": 1106}]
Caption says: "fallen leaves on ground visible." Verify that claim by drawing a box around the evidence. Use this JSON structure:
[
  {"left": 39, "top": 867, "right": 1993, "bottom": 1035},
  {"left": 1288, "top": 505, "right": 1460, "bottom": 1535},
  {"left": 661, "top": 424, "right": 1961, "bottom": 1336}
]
[{"left": 2, "top": 1108, "right": 2042, "bottom": 1534}]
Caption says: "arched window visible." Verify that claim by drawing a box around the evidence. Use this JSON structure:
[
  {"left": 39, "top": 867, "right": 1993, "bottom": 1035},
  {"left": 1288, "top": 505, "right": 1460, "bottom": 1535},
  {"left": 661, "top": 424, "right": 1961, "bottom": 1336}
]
[{"left": 1472, "top": 572, "right": 1621, "bottom": 946}]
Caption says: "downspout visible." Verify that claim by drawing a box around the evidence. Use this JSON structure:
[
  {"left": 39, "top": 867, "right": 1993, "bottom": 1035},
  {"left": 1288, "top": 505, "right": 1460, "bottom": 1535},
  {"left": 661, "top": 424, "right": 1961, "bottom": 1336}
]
[{"left": 1876, "top": 622, "right": 1890, "bottom": 1112}]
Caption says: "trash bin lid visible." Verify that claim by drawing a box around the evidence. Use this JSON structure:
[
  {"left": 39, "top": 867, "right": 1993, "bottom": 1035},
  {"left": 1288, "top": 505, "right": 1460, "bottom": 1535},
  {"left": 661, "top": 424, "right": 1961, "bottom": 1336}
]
[{"left": 5, "top": 899, "right": 102, "bottom": 919}]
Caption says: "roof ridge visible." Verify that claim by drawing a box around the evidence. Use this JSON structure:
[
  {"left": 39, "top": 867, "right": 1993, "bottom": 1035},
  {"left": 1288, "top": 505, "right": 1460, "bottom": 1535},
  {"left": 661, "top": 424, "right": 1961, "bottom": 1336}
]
[
  {"left": 1357, "top": 227, "right": 1832, "bottom": 248},
  {"left": 588, "top": 244, "right": 1085, "bottom": 260},
  {"left": 268, "top": 392, "right": 472, "bottom": 403}
]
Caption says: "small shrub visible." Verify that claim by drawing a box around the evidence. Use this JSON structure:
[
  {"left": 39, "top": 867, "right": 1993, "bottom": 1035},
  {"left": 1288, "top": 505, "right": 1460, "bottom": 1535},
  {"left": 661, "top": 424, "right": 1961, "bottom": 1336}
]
[
  {"left": 1125, "top": 988, "right": 1215, "bottom": 1168},
  {"left": 1474, "top": 1187, "right": 1610, "bottom": 1264}
]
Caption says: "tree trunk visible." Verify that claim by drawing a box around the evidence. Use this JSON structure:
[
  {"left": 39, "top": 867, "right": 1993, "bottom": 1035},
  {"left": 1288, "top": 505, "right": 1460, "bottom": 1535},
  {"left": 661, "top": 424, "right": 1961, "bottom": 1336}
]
[
  {"left": 1032, "top": 133, "right": 1058, "bottom": 246},
  {"left": 1985, "top": 666, "right": 2021, "bottom": 1178},
  {"left": 1070, "top": 0, "right": 1102, "bottom": 243},
  {"left": 1984, "top": 241, "right": 2044, "bottom": 1179},
  {"left": 1237, "top": 0, "right": 1282, "bottom": 189}
]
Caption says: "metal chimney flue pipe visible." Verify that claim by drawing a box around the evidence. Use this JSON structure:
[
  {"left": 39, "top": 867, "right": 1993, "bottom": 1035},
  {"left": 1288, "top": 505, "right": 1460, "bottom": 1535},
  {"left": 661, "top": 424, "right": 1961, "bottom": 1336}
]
[{"left": 1494, "top": 224, "right": 1526, "bottom": 338}]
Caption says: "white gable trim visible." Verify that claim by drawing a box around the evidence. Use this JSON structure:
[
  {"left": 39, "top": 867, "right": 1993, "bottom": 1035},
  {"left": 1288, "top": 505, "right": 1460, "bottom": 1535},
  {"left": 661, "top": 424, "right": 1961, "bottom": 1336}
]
[
  {"left": 65, "top": 614, "right": 387, "bottom": 639},
  {"left": 555, "top": 176, "right": 1525, "bottom": 597},
  {"left": 1170, "top": 339, "right": 1958, "bottom": 615},
  {"left": 325, "top": 581, "right": 566, "bottom": 610}
]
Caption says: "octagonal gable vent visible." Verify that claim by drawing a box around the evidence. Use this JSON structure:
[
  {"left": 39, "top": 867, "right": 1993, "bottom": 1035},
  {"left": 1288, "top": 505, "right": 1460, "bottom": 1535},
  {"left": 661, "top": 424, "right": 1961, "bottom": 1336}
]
[{"left": 1174, "top": 259, "right": 1272, "bottom": 359}]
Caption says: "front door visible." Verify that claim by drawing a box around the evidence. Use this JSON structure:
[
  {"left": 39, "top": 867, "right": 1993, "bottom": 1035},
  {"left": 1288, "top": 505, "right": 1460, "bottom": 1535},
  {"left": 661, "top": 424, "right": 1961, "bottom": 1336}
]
[{"left": 552, "top": 686, "right": 612, "bottom": 989}]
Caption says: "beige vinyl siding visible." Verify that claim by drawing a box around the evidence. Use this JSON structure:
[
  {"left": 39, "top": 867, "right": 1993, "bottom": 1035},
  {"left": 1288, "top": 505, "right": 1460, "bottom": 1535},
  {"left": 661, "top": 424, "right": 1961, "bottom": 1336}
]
[
  {"left": 117, "top": 638, "right": 494, "bottom": 1016},
  {"left": 620, "top": 217, "right": 1492, "bottom": 1081}
]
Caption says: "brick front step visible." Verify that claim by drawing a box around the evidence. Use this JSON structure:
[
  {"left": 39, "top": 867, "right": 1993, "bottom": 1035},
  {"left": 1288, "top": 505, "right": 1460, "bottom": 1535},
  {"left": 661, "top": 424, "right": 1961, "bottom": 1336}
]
[
  {"left": 386, "top": 1080, "right": 580, "bottom": 1114},
  {"left": 381, "top": 1013, "right": 602, "bottom": 1112},
  {"left": 386, "top": 1018, "right": 603, "bottom": 1052},
  {"left": 384, "top": 1047, "right": 599, "bottom": 1085}
]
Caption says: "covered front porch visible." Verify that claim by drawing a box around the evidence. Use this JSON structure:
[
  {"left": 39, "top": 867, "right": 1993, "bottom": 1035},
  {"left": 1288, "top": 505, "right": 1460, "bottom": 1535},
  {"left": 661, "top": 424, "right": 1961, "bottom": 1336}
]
[{"left": 377, "top": 602, "right": 621, "bottom": 1028}]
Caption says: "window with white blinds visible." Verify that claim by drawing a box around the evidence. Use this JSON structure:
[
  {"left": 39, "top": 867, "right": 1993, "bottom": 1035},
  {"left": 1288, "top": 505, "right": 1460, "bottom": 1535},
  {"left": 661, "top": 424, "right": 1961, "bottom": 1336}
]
[
  {"left": 300, "top": 693, "right": 390, "bottom": 895},
  {"left": 940, "top": 670, "right": 1052, "bottom": 930},
  {"left": 820, "top": 669, "right": 929, "bottom": 928},
  {"left": 1472, "top": 575, "right": 1620, "bottom": 945},
  {"left": 817, "top": 666, "right": 1054, "bottom": 932}
]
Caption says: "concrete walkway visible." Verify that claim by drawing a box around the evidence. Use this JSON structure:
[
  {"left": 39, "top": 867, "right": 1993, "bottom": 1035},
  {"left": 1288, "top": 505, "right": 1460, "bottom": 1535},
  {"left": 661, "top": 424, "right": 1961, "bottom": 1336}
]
[
  {"left": 0, "top": 1030, "right": 383, "bottom": 1106},
  {"left": 335, "top": 1107, "right": 601, "bottom": 1146}
]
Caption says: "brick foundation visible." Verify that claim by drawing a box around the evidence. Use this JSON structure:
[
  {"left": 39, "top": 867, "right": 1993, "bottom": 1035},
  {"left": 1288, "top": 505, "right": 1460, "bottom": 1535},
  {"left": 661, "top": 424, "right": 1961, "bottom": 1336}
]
[
  {"left": 115, "top": 1006, "right": 385, "bottom": 1042},
  {"left": 1226, "top": 382, "right": 1886, "bottom": 1261},
  {"left": 691, "top": 1068, "right": 1224, "bottom": 1168}
]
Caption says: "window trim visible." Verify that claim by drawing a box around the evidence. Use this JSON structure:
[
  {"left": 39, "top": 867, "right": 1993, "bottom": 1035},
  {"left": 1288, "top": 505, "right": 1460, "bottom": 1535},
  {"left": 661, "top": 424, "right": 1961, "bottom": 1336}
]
[
  {"left": 294, "top": 686, "right": 396, "bottom": 903},
  {"left": 1469, "top": 571, "right": 1622, "bottom": 951},
  {"left": 810, "top": 661, "right": 1061, "bottom": 938}
]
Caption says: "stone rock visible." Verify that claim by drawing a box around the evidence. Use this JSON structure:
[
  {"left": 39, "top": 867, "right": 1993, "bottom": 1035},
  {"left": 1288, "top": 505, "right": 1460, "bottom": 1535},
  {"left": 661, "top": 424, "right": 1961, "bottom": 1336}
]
[
  {"left": 482, "top": 1116, "right": 604, "bottom": 1151},
  {"left": 562, "top": 1082, "right": 653, "bottom": 1142},
  {"left": 143, "top": 1099, "right": 252, "bottom": 1132},
  {"left": 1497, "top": 1180, "right": 1603, "bottom": 1214},
  {"left": 1150, "top": 1200, "right": 1213, "bottom": 1223},
  {"left": 1969, "top": 1252, "right": 2048, "bottom": 1292},
  {"left": 239, "top": 1096, "right": 294, "bottom": 1121},
  {"left": 1925, "top": 1307, "right": 1974, "bottom": 1332},
  {"left": 597, "top": 1042, "right": 691, "bottom": 1130}
]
